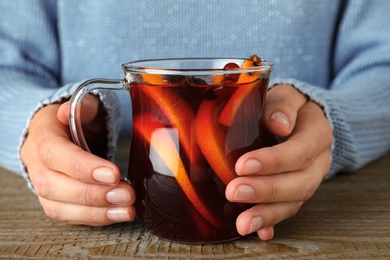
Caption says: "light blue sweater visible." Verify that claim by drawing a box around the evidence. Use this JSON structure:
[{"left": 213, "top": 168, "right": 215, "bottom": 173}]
[{"left": 1, "top": 0, "right": 390, "bottom": 188}]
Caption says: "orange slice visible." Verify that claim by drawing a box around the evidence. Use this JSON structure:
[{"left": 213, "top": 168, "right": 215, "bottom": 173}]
[
  {"left": 137, "top": 84, "right": 202, "bottom": 166},
  {"left": 133, "top": 113, "right": 220, "bottom": 227},
  {"left": 141, "top": 74, "right": 165, "bottom": 85},
  {"left": 218, "top": 59, "right": 263, "bottom": 127},
  {"left": 236, "top": 60, "right": 261, "bottom": 84},
  {"left": 195, "top": 94, "right": 236, "bottom": 186},
  {"left": 218, "top": 80, "right": 260, "bottom": 127},
  {"left": 211, "top": 74, "right": 224, "bottom": 84}
]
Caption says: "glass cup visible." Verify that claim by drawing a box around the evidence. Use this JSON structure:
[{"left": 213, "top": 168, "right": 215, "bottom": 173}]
[{"left": 69, "top": 57, "right": 274, "bottom": 244}]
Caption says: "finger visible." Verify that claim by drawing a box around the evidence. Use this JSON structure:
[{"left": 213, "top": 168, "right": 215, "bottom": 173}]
[
  {"left": 257, "top": 226, "right": 275, "bottom": 241},
  {"left": 36, "top": 134, "right": 121, "bottom": 184},
  {"left": 58, "top": 95, "right": 107, "bottom": 158},
  {"left": 57, "top": 94, "right": 100, "bottom": 125},
  {"left": 265, "top": 84, "right": 308, "bottom": 137},
  {"left": 38, "top": 197, "right": 136, "bottom": 226},
  {"left": 31, "top": 168, "right": 135, "bottom": 207},
  {"left": 235, "top": 101, "right": 333, "bottom": 176},
  {"left": 235, "top": 201, "right": 303, "bottom": 236},
  {"left": 228, "top": 150, "right": 330, "bottom": 204},
  {"left": 23, "top": 104, "right": 119, "bottom": 185}
]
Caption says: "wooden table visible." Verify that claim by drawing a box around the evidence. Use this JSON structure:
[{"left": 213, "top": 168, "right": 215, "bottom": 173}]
[{"left": 1, "top": 142, "right": 390, "bottom": 259}]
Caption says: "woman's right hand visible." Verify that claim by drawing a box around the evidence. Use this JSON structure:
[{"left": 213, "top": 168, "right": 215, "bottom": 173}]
[{"left": 20, "top": 95, "right": 136, "bottom": 226}]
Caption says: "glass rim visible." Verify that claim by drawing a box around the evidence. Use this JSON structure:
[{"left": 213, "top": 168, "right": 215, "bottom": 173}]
[{"left": 122, "top": 57, "right": 274, "bottom": 75}]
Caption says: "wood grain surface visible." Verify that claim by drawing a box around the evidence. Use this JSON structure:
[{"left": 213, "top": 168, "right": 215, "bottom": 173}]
[{"left": 1, "top": 143, "right": 390, "bottom": 259}]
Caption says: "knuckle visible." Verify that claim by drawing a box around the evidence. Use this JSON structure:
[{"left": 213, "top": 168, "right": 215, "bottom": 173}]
[
  {"left": 319, "top": 116, "right": 334, "bottom": 147},
  {"left": 316, "top": 108, "right": 334, "bottom": 148},
  {"left": 302, "top": 175, "right": 320, "bottom": 201},
  {"left": 321, "top": 152, "right": 332, "bottom": 178},
  {"left": 302, "top": 146, "right": 315, "bottom": 168},
  {"left": 79, "top": 184, "right": 100, "bottom": 207},
  {"left": 264, "top": 183, "right": 278, "bottom": 202},
  {"left": 291, "top": 201, "right": 304, "bottom": 216},
  {"left": 40, "top": 200, "right": 60, "bottom": 221},
  {"left": 69, "top": 152, "right": 92, "bottom": 181},
  {"left": 297, "top": 141, "right": 315, "bottom": 170},
  {"left": 71, "top": 160, "right": 87, "bottom": 180},
  {"left": 32, "top": 173, "right": 49, "bottom": 199},
  {"left": 325, "top": 126, "right": 334, "bottom": 147},
  {"left": 268, "top": 146, "right": 283, "bottom": 172},
  {"left": 84, "top": 207, "right": 98, "bottom": 223},
  {"left": 37, "top": 137, "right": 54, "bottom": 165}
]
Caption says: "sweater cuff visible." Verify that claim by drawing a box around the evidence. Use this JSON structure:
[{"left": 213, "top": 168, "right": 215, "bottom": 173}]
[
  {"left": 269, "top": 77, "right": 357, "bottom": 178},
  {"left": 18, "top": 82, "right": 122, "bottom": 191}
]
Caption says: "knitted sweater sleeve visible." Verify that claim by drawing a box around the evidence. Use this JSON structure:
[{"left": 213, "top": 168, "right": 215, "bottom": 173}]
[
  {"left": 0, "top": 1, "right": 122, "bottom": 188},
  {"left": 270, "top": 0, "right": 390, "bottom": 177}
]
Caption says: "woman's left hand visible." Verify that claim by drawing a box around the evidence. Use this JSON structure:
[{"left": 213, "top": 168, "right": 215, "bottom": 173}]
[{"left": 226, "top": 84, "right": 333, "bottom": 240}]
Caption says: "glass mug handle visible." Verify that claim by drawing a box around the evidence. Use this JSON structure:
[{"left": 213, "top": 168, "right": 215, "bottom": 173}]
[{"left": 69, "top": 78, "right": 127, "bottom": 152}]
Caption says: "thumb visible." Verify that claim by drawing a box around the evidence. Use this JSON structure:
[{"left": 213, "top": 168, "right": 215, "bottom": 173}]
[
  {"left": 264, "top": 84, "right": 307, "bottom": 137},
  {"left": 57, "top": 94, "right": 100, "bottom": 126}
]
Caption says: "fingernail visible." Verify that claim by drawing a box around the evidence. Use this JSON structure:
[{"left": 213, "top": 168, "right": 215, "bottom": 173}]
[
  {"left": 106, "top": 207, "right": 130, "bottom": 222},
  {"left": 249, "top": 216, "right": 263, "bottom": 234},
  {"left": 234, "top": 185, "right": 255, "bottom": 201},
  {"left": 243, "top": 159, "right": 262, "bottom": 174},
  {"left": 106, "top": 188, "right": 132, "bottom": 205},
  {"left": 271, "top": 112, "right": 289, "bottom": 128},
  {"left": 93, "top": 167, "right": 116, "bottom": 184}
]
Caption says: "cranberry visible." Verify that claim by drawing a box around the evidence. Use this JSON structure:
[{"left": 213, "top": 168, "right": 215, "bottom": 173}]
[{"left": 223, "top": 62, "right": 240, "bottom": 82}]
